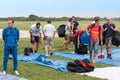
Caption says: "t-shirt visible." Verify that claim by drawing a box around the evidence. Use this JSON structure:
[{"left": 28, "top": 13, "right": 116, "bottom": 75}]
[
  {"left": 65, "top": 22, "right": 73, "bottom": 35},
  {"left": 43, "top": 24, "right": 55, "bottom": 37},
  {"left": 30, "top": 24, "right": 42, "bottom": 37},
  {"left": 73, "top": 20, "right": 79, "bottom": 32},
  {"left": 87, "top": 24, "right": 103, "bottom": 42},
  {"left": 102, "top": 23, "right": 116, "bottom": 38},
  {"left": 75, "top": 29, "right": 84, "bottom": 37}
]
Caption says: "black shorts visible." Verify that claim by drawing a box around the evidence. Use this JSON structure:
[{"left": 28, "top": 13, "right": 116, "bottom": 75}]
[{"left": 30, "top": 36, "right": 40, "bottom": 44}]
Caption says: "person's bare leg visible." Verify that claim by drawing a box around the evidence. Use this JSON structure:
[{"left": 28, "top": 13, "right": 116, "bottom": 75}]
[
  {"left": 32, "top": 44, "right": 35, "bottom": 52},
  {"left": 90, "top": 52, "right": 93, "bottom": 63},
  {"left": 93, "top": 53, "right": 96, "bottom": 63},
  {"left": 65, "top": 41, "right": 71, "bottom": 49},
  {"left": 45, "top": 46, "right": 49, "bottom": 56},
  {"left": 48, "top": 46, "right": 52, "bottom": 56},
  {"left": 61, "top": 40, "right": 70, "bottom": 48},
  {"left": 36, "top": 43, "right": 39, "bottom": 52}
]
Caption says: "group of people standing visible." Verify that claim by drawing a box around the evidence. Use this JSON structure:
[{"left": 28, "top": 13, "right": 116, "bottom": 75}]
[
  {"left": 60, "top": 16, "right": 117, "bottom": 63},
  {"left": 2, "top": 16, "right": 117, "bottom": 75}
]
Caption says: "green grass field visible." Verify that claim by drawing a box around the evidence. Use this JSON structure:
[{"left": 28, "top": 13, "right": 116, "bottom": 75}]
[
  {"left": 0, "top": 20, "right": 120, "bottom": 30},
  {"left": 0, "top": 20, "right": 119, "bottom": 80}
]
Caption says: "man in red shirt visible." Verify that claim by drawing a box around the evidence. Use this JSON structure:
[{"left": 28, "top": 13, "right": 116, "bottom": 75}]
[{"left": 86, "top": 17, "right": 103, "bottom": 63}]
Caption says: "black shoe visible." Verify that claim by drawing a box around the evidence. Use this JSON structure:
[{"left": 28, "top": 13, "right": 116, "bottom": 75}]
[
  {"left": 107, "top": 54, "right": 112, "bottom": 59},
  {"left": 109, "top": 54, "right": 112, "bottom": 59},
  {"left": 35, "top": 50, "right": 37, "bottom": 53}
]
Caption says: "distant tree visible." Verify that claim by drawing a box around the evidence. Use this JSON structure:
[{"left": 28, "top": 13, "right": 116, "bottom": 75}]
[{"left": 28, "top": 14, "right": 40, "bottom": 21}]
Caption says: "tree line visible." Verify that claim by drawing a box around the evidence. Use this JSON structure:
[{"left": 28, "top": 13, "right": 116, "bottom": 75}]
[{"left": 0, "top": 14, "right": 120, "bottom": 21}]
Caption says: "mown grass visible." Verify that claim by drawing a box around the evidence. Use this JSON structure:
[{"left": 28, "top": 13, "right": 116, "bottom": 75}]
[
  {"left": 0, "top": 20, "right": 120, "bottom": 30},
  {"left": 0, "top": 38, "right": 110, "bottom": 80}
]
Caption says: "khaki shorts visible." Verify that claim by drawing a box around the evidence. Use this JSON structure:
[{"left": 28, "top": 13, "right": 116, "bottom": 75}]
[
  {"left": 64, "top": 34, "right": 69, "bottom": 40},
  {"left": 106, "top": 37, "right": 112, "bottom": 48},
  {"left": 44, "top": 37, "right": 53, "bottom": 47}
]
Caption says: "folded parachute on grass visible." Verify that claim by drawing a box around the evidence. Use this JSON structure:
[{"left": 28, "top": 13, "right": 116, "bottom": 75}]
[
  {"left": 9, "top": 53, "right": 69, "bottom": 72},
  {"left": 51, "top": 48, "right": 120, "bottom": 66}
]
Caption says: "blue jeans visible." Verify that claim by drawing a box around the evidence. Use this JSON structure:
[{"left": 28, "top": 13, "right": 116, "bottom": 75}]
[
  {"left": 3, "top": 45, "right": 18, "bottom": 71},
  {"left": 89, "top": 41, "right": 99, "bottom": 54}
]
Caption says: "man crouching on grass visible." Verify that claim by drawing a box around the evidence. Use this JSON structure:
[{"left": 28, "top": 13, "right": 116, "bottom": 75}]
[
  {"left": 29, "top": 22, "right": 42, "bottom": 53},
  {"left": 43, "top": 20, "right": 55, "bottom": 56}
]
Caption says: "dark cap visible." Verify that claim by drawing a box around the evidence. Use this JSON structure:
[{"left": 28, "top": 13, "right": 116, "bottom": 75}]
[{"left": 94, "top": 17, "right": 100, "bottom": 21}]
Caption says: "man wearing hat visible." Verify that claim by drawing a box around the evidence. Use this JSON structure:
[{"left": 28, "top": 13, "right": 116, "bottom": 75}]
[
  {"left": 86, "top": 17, "right": 103, "bottom": 63},
  {"left": 103, "top": 18, "right": 117, "bottom": 59}
]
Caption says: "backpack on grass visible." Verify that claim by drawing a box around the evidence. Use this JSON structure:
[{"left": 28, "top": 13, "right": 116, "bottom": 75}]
[
  {"left": 24, "top": 47, "right": 33, "bottom": 56},
  {"left": 67, "top": 59, "right": 94, "bottom": 73}
]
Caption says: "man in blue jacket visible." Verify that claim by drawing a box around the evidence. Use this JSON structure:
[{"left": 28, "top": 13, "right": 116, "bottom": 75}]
[{"left": 2, "top": 19, "right": 19, "bottom": 75}]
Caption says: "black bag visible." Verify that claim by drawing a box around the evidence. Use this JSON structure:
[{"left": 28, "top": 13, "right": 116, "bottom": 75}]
[
  {"left": 24, "top": 47, "right": 33, "bottom": 56},
  {"left": 112, "top": 31, "right": 120, "bottom": 46},
  {"left": 76, "top": 44, "right": 88, "bottom": 54},
  {"left": 67, "top": 59, "right": 94, "bottom": 73},
  {"left": 57, "top": 24, "right": 66, "bottom": 37}
]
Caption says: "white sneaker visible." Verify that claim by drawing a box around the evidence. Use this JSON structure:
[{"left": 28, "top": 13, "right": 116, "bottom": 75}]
[
  {"left": 3, "top": 71, "right": 6, "bottom": 75},
  {"left": 14, "top": 71, "right": 19, "bottom": 75},
  {"left": 46, "top": 54, "right": 49, "bottom": 57},
  {"left": 92, "top": 60, "right": 96, "bottom": 63}
]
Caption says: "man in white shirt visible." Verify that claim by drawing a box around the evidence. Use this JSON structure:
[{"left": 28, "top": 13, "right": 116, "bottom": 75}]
[
  {"left": 29, "top": 22, "right": 42, "bottom": 53},
  {"left": 43, "top": 20, "right": 55, "bottom": 56}
]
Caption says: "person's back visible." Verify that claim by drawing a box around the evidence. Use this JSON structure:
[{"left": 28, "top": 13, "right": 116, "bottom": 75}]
[
  {"left": 43, "top": 20, "right": 55, "bottom": 56},
  {"left": 44, "top": 24, "right": 55, "bottom": 37}
]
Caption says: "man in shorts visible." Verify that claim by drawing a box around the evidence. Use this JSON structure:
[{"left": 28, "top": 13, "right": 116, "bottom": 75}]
[
  {"left": 29, "top": 22, "right": 42, "bottom": 53},
  {"left": 43, "top": 20, "right": 55, "bottom": 56}
]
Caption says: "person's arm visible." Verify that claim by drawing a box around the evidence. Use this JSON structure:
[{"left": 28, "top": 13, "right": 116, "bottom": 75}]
[
  {"left": 77, "top": 36, "right": 80, "bottom": 49},
  {"left": 2, "top": 28, "right": 6, "bottom": 42},
  {"left": 29, "top": 28, "right": 34, "bottom": 41},
  {"left": 86, "top": 24, "right": 91, "bottom": 36},
  {"left": 29, "top": 28, "right": 32, "bottom": 36},
  {"left": 39, "top": 33, "right": 42, "bottom": 44},
  {"left": 100, "top": 28, "right": 103, "bottom": 45},
  {"left": 53, "top": 26, "right": 56, "bottom": 39},
  {"left": 16, "top": 28, "right": 20, "bottom": 41},
  {"left": 43, "top": 26, "right": 46, "bottom": 36},
  {"left": 53, "top": 31, "right": 55, "bottom": 39},
  {"left": 39, "top": 27, "right": 42, "bottom": 44},
  {"left": 103, "top": 24, "right": 107, "bottom": 31}
]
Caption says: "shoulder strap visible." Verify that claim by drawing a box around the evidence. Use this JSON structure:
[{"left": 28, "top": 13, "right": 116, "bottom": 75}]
[{"left": 99, "top": 25, "right": 101, "bottom": 39}]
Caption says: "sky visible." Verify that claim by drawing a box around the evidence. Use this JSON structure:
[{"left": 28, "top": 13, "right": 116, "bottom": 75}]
[{"left": 0, "top": 0, "right": 120, "bottom": 18}]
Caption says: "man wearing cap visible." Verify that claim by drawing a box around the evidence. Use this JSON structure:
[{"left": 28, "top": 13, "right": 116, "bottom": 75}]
[
  {"left": 86, "top": 17, "right": 103, "bottom": 63},
  {"left": 103, "top": 18, "right": 117, "bottom": 59}
]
